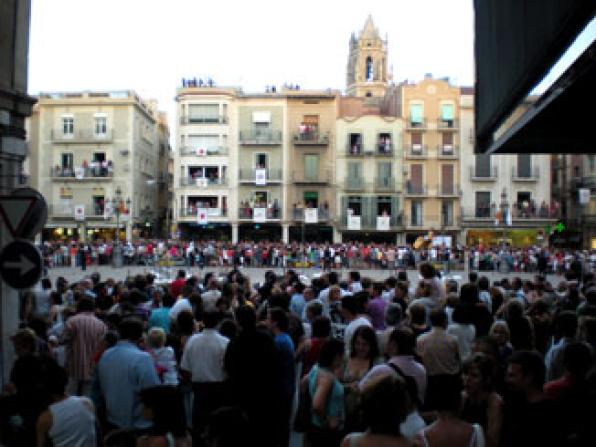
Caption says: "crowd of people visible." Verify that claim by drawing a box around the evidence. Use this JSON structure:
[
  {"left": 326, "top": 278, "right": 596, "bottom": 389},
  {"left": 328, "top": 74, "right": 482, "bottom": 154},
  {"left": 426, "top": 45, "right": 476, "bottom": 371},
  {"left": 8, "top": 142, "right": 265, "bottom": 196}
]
[{"left": 2, "top": 255, "right": 596, "bottom": 446}]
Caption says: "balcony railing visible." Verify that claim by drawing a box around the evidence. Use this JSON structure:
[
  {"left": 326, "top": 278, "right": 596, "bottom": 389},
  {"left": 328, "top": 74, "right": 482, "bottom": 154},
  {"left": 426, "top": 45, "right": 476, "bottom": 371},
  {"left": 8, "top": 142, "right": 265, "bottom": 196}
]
[
  {"left": 461, "top": 206, "right": 560, "bottom": 220},
  {"left": 179, "top": 207, "right": 227, "bottom": 218},
  {"left": 50, "top": 166, "right": 114, "bottom": 180},
  {"left": 436, "top": 145, "right": 459, "bottom": 159},
  {"left": 346, "top": 143, "right": 364, "bottom": 156},
  {"left": 292, "top": 208, "right": 331, "bottom": 222},
  {"left": 406, "top": 119, "right": 427, "bottom": 130},
  {"left": 51, "top": 129, "right": 113, "bottom": 143},
  {"left": 238, "top": 207, "right": 282, "bottom": 220},
  {"left": 239, "top": 129, "right": 282, "bottom": 145},
  {"left": 180, "top": 177, "right": 227, "bottom": 187},
  {"left": 436, "top": 184, "right": 461, "bottom": 197},
  {"left": 344, "top": 177, "right": 365, "bottom": 191},
  {"left": 49, "top": 204, "right": 106, "bottom": 219},
  {"left": 180, "top": 115, "right": 228, "bottom": 125},
  {"left": 293, "top": 131, "right": 329, "bottom": 146},
  {"left": 375, "top": 176, "right": 395, "bottom": 192},
  {"left": 238, "top": 168, "right": 283, "bottom": 183},
  {"left": 180, "top": 146, "right": 228, "bottom": 156},
  {"left": 512, "top": 167, "right": 539, "bottom": 181},
  {"left": 405, "top": 145, "right": 428, "bottom": 158},
  {"left": 404, "top": 183, "right": 428, "bottom": 195},
  {"left": 291, "top": 170, "right": 331, "bottom": 185},
  {"left": 340, "top": 211, "right": 403, "bottom": 229},
  {"left": 469, "top": 165, "right": 498, "bottom": 181},
  {"left": 437, "top": 119, "right": 459, "bottom": 130}
]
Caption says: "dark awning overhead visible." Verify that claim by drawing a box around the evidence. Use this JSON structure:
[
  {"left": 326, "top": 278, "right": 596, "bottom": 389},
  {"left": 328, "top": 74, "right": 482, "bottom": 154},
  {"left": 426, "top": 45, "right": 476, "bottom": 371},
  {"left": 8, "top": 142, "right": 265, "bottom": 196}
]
[{"left": 474, "top": 0, "right": 595, "bottom": 154}]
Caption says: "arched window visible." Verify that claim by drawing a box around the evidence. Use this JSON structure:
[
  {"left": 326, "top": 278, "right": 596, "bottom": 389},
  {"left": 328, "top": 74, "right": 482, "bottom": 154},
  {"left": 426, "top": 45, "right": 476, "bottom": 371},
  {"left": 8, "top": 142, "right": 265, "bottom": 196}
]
[
  {"left": 365, "top": 57, "right": 373, "bottom": 81},
  {"left": 366, "top": 91, "right": 372, "bottom": 97}
]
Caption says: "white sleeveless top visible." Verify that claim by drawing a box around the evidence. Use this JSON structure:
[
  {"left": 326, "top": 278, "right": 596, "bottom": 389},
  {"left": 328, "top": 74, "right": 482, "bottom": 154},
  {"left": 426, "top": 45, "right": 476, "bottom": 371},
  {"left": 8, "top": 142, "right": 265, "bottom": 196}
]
[{"left": 49, "top": 396, "right": 96, "bottom": 447}]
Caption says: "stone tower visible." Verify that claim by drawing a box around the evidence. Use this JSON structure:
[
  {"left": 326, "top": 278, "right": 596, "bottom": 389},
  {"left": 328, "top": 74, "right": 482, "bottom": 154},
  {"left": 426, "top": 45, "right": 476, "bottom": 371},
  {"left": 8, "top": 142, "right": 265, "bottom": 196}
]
[{"left": 346, "top": 15, "right": 389, "bottom": 97}]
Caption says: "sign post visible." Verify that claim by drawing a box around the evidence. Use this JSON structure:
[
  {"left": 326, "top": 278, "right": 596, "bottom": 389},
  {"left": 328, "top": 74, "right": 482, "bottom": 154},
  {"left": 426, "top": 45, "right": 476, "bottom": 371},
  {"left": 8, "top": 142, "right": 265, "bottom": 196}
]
[{"left": 0, "top": 240, "right": 42, "bottom": 289}]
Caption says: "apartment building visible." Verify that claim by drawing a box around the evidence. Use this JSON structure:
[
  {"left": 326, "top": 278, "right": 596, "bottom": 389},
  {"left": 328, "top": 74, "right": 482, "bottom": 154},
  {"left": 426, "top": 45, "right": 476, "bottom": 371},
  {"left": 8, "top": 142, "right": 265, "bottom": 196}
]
[
  {"left": 460, "top": 91, "right": 556, "bottom": 247},
  {"left": 400, "top": 76, "right": 462, "bottom": 246},
  {"left": 155, "top": 111, "right": 172, "bottom": 238},
  {"left": 28, "top": 90, "right": 166, "bottom": 242}
]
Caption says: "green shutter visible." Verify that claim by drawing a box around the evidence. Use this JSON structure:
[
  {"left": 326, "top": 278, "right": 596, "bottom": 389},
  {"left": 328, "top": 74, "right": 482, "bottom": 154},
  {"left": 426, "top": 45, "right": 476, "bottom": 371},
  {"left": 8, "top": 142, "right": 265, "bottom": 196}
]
[
  {"left": 410, "top": 104, "right": 423, "bottom": 123},
  {"left": 441, "top": 104, "right": 454, "bottom": 120},
  {"left": 304, "top": 155, "right": 319, "bottom": 180}
]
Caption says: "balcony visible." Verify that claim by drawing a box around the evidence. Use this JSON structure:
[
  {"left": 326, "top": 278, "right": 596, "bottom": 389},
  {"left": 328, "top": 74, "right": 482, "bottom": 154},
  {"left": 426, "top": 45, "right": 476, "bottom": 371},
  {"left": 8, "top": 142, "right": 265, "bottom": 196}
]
[
  {"left": 180, "top": 145, "right": 228, "bottom": 156},
  {"left": 238, "top": 168, "right": 282, "bottom": 184},
  {"left": 180, "top": 177, "right": 227, "bottom": 187},
  {"left": 49, "top": 204, "right": 106, "bottom": 219},
  {"left": 179, "top": 207, "right": 227, "bottom": 218},
  {"left": 291, "top": 170, "right": 331, "bottom": 185},
  {"left": 344, "top": 177, "right": 365, "bottom": 191},
  {"left": 404, "top": 183, "right": 428, "bottom": 196},
  {"left": 406, "top": 214, "right": 458, "bottom": 229},
  {"left": 436, "top": 145, "right": 459, "bottom": 159},
  {"left": 374, "top": 176, "right": 396, "bottom": 192},
  {"left": 51, "top": 129, "right": 113, "bottom": 143},
  {"left": 50, "top": 165, "right": 113, "bottom": 181},
  {"left": 460, "top": 206, "right": 560, "bottom": 226},
  {"left": 292, "top": 207, "right": 331, "bottom": 222},
  {"left": 239, "top": 129, "right": 282, "bottom": 145},
  {"left": 469, "top": 165, "right": 498, "bottom": 181},
  {"left": 405, "top": 145, "right": 428, "bottom": 159},
  {"left": 238, "top": 206, "right": 282, "bottom": 220},
  {"left": 406, "top": 119, "right": 427, "bottom": 130},
  {"left": 340, "top": 211, "right": 403, "bottom": 230},
  {"left": 436, "top": 184, "right": 461, "bottom": 197},
  {"left": 512, "top": 167, "right": 539, "bottom": 182},
  {"left": 293, "top": 131, "right": 329, "bottom": 146},
  {"left": 436, "top": 119, "right": 459, "bottom": 130},
  {"left": 180, "top": 115, "right": 228, "bottom": 125},
  {"left": 346, "top": 143, "right": 364, "bottom": 157}
]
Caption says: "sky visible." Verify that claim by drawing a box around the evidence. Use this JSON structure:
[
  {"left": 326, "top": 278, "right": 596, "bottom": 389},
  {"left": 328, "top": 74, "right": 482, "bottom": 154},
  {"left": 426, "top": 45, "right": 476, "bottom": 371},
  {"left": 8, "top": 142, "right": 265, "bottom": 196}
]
[{"left": 28, "top": 0, "right": 476, "bottom": 134}]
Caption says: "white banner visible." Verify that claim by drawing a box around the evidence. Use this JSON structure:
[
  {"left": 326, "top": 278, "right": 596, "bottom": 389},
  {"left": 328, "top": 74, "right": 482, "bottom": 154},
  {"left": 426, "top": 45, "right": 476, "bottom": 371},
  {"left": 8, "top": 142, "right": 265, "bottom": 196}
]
[
  {"left": 348, "top": 215, "right": 361, "bottom": 230},
  {"left": 196, "top": 147, "right": 206, "bottom": 157},
  {"left": 304, "top": 208, "right": 318, "bottom": 224},
  {"left": 74, "top": 205, "right": 85, "bottom": 221},
  {"left": 197, "top": 208, "right": 208, "bottom": 225},
  {"left": 121, "top": 211, "right": 129, "bottom": 222},
  {"left": 255, "top": 169, "right": 267, "bottom": 186},
  {"left": 74, "top": 167, "right": 85, "bottom": 180},
  {"left": 377, "top": 215, "right": 390, "bottom": 231},
  {"left": 104, "top": 202, "right": 113, "bottom": 220},
  {"left": 195, "top": 178, "right": 208, "bottom": 188},
  {"left": 432, "top": 236, "right": 452, "bottom": 247},
  {"left": 579, "top": 188, "right": 590, "bottom": 205},
  {"left": 253, "top": 207, "right": 267, "bottom": 222}
]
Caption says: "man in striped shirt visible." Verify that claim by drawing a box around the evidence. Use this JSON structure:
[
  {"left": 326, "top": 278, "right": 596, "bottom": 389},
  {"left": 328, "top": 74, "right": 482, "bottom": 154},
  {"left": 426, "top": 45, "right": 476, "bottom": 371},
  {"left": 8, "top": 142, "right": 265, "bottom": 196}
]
[{"left": 61, "top": 296, "right": 107, "bottom": 396}]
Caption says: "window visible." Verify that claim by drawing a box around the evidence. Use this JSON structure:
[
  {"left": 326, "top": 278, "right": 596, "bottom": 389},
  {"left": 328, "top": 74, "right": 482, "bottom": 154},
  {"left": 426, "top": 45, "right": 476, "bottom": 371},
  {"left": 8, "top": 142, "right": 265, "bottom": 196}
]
[
  {"left": 253, "top": 191, "right": 268, "bottom": 206},
  {"left": 442, "top": 132, "right": 453, "bottom": 151},
  {"left": 304, "top": 191, "right": 318, "bottom": 208},
  {"left": 409, "top": 104, "right": 423, "bottom": 126},
  {"left": 440, "top": 104, "right": 454, "bottom": 125},
  {"left": 61, "top": 153, "right": 73, "bottom": 170},
  {"left": 441, "top": 201, "right": 454, "bottom": 226},
  {"left": 188, "top": 134, "right": 219, "bottom": 152},
  {"left": 377, "top": 196, "right": 392, "bottom": 216},
  {"left": 411, "top": 132, "right": 422, "bottom": 151},
  {"left": 255, "top": 153, "right": 268, "bottom": 169},
  {"left": 304, "top": 154, "right": 319, "bottom": 181},
  {"left": 590, "top": 155, "right": 596, "bottom": 172},
  {"left": 441, "top": 165, "right": 454, "bottom": 194},
  {"left": 365, "top": 91, "right": 372, "bottom": 97},
  {"left": 94, "top": 116, "right": 107, "bottom": 135},
  {"left": 408, "top": 164, "right": 423, "bottom": 193},
  {"left": 377, "top": 162, "right": 392, "bottom": 188},
  {"left": 517, "top": 154, "right": 532, "bottom": 178},
  {"left": 365, "top": 56, "right": 373, "bottom": 81},
  {"left": 189, "top": 104, "right": 219, "bottom": 123},
  {"left": 347, "top": 196, "right": 362, "bottom": 215},
  {"left": 378, "top": 133, "right": 392, "bottom": 153},
  {"left": 475, "top": 154, "right": 492, "bottom": 177},
  {"left": 411, "top": 201, "right": 423, "bottom": 226},
  {"left": 62, "top": 116, "right": 74, "bottom": 135},
  {"left": 349, "top": 133, "right": 362, "bottom": 154},
  {"left": 475, "top": 191, "right": 491, "bottom": 217}
]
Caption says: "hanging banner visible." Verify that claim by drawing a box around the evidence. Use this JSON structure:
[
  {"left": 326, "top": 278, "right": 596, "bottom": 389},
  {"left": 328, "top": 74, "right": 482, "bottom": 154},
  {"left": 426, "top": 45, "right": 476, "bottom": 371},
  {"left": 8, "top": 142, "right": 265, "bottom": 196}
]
[
  {"left": 253, "top": 207, "right": 267, "bottom": 223},
  {"left": 196, "top": 147, "right": 207, "bottom": 157},
  {"left": 579, "top": 188, "right": 590, "bottom": 205},
  {"left": 74, "top": 205, "right": 85, "bottom": 221},
  {"left": 506, "top": 209, "right": 512, "bottom": 226},
  {"left": 104, "top": 202, "right": 113, "bottom": 220},
  {"left": 377, "top": 215, "right": 390, "bottom": 231},
  {"left": 195, "top": 178, "right": 208, "bottom": 188},
  {"left": 348, "top": 215, "right": 361, "bottom": 230},
  {"left": 74, "top": 167, "right": 85, "bottom": 180},
  {"left": 197, "top": 208, "right": 208, "bottom": 225},
  {"left": 121, "top": 210, "right": 130, "bottom": 222},
  {"left": 304, "top": 208, "right": 318, "bottom": 224},
  {"left": 255, "top": 169, "right": 267, "bottom": 186}
]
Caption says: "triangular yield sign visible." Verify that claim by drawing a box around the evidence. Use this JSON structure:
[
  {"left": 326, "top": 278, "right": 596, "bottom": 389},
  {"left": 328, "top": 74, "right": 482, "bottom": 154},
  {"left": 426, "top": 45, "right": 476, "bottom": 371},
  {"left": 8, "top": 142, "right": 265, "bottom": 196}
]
[{"left": 0, "top": 196, "right": 36, "bottom": 237}]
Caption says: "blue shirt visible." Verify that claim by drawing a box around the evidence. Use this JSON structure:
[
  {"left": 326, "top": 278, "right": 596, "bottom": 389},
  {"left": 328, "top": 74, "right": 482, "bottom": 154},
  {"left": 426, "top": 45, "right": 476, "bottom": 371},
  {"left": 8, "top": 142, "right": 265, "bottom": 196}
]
[
  {"left": 290, "top": 293, "right": 305, "bottom": 318},
  {"left": 148, "top": 307, "right": 171, "bottom": 333},
  {"left": 93, "top": 341, "right": 160, "bottom": 429},
  {"left": 274, "top": 333, "right": 295, "bottom": 399}
]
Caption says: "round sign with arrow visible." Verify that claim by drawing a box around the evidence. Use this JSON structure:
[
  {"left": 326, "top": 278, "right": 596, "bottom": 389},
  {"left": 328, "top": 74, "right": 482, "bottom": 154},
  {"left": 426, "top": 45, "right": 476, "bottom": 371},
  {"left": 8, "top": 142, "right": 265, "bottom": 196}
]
[{"left": 0, "top": 239, "right": 43, "bottom": 289}]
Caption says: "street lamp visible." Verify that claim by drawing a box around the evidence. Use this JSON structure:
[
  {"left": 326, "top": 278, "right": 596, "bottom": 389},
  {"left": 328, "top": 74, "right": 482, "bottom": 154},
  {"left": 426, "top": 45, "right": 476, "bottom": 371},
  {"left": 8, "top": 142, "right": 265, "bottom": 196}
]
[
  {"left": 110, "top": 187, "right": 131, "bottom": 267},
  {"left": 499, "top": 189, "right": 509, "bottom": 247}
]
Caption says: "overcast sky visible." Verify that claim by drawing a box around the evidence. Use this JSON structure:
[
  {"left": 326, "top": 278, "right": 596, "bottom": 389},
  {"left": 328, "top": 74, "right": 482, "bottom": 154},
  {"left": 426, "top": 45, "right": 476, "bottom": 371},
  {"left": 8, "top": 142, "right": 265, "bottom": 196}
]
[{"left": 28, "top": 0, "right": 475, "bottom": 132}]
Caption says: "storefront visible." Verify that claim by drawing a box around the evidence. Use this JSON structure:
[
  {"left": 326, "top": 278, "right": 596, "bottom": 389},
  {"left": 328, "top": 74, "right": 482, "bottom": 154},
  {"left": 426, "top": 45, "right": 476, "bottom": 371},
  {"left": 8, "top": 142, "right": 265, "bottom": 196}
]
[
  {"left": 289, "top": 225, "right": 333, "bottom": 243},
  {"left": 180, "top": 223, "right": 232, "bottom": 241},
  {"left": 342, "top": 231, "right": 399, "bottom": 244},
  {"left": 238, "top": 223, "right": 282, "bottom": 242},
  {"left": 466, "top": 229, "right": 540, "bottom": 248}
]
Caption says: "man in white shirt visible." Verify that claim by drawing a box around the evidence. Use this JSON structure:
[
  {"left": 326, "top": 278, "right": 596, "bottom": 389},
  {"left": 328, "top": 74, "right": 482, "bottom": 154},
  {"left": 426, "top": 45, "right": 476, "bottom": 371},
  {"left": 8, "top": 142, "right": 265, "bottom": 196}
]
[
  {"left": 180, "top": 311, "right": 229, "bottom": 440},
  {"left": 169, "top": 284, "right": 193, "bottom": 320},
  {"left": 201, "top": 279, "right": 222, "bottom": 312},
  {"left": 341, "top": 293, "right": 372, "bottom": 355}
]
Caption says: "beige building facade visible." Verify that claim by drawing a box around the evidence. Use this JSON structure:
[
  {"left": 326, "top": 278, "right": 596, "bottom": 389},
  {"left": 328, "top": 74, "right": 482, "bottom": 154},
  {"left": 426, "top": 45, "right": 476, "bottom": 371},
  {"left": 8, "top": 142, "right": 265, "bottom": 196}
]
[{"left": 28, "top": 90, "right": 166, "bottom": 242}]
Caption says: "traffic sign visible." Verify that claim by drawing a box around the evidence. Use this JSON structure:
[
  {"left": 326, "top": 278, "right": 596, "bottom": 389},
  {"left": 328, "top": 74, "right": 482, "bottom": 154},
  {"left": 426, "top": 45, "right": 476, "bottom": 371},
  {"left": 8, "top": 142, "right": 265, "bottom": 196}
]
[
  {"left": 0, "top": 240, "right": 42, "bottom": 289},
  {"left": 0, "top": 196, "right": 36, "bottom": 236}
]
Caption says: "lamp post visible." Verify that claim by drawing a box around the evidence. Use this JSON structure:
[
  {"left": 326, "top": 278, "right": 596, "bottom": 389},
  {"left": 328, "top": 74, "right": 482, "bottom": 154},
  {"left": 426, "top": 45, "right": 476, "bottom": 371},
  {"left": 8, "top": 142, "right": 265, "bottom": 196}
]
[
  {"left": 110, "top": 187, "right": 130, "bottom": 267},
  {"left": 500, "top": 189, "right": 509, "bottom": 248}
]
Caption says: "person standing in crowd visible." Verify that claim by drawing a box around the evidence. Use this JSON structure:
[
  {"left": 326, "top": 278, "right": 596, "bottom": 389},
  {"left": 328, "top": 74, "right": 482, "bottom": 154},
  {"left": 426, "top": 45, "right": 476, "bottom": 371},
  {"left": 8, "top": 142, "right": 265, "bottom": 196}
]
[
  {"left": 146, "top": 327, "right": 178, "bottom": 386},
  {"left": 545, "top": 311, "right": 578, "bottom": 381},
  {"left": 180, "top": 310, "right": 229, "bottom": 444},
  {"left": 342, "top": 293, "right": 372, "bottom": 356},
  {"left": 367, "top": 282, "right": 387, "bottom": 330},
  {"left": 92, "top": 317, "right": 160, "bottom": 432},
  {"left": 170, "top": 270, "right": 187, "bottom": 299},
  {"left": 61, "top": 296, "right": 107, "bottom": 396}
]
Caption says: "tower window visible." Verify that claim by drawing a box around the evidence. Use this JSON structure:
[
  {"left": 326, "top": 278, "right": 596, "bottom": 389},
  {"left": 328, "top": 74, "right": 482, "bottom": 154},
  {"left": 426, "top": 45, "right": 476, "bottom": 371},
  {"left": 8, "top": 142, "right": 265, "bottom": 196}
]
[
  {"left": 366, "top": 92, "right": 372, "bottom": 97},
  {"left": 366, "top": 57, "right": 373, "bottom": 81}
]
